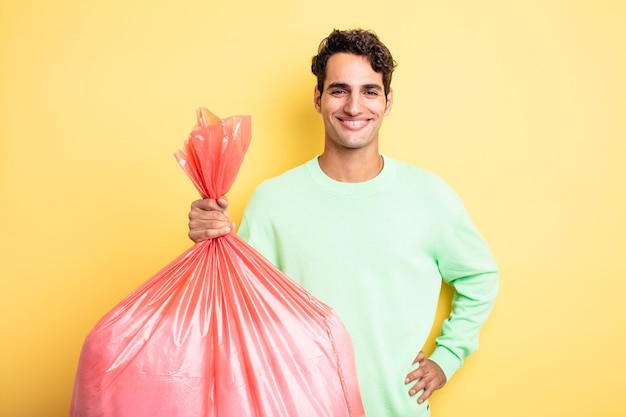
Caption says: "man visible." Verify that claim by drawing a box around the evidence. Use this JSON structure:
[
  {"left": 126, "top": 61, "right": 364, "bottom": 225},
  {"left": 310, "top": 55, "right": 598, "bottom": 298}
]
[{"left": 188, "top": 29, "right": 498, "bottom": 417}]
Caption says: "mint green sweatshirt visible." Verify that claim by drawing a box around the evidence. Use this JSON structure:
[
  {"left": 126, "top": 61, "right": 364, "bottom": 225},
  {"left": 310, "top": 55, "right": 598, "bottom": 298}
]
[{"left": 238, "top": 156, "right": 498, "bottom": 417}]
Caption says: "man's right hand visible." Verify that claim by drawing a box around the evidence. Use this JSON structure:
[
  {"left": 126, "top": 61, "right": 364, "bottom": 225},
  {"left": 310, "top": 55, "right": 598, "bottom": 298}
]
[{"left": 188, "top": 196, "right": 234, "bottom": 242}]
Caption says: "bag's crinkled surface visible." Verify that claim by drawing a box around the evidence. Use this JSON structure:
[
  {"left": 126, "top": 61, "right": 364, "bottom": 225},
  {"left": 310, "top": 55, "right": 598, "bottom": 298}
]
[{"left": 70, "top": 108, "right": 365, "bottom": 417}]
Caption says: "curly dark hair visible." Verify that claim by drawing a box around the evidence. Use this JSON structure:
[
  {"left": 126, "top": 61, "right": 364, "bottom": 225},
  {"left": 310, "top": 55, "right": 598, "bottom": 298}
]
[{"left": 311, "top": 29, "right": 397, "bottom": 97}]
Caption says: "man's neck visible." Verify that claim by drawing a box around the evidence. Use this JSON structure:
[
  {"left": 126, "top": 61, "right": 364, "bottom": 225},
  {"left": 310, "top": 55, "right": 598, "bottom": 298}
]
[{"left": 318, "top": 150, "right": 384, "bottom": 183}]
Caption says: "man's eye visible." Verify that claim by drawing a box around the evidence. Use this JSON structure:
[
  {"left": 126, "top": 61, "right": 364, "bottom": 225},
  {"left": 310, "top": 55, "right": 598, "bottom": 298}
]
[
  {"left": 331, "top": 89, "right": 347, "bottom": 95},
  {"left": 365, "top": 90, "right": 379, "bottom": 96}
]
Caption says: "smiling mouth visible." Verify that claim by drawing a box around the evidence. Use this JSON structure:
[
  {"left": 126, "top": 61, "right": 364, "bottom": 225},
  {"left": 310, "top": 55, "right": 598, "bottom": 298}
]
[{"left": 339, "top": 118, "right": 369, "bottom": 129}]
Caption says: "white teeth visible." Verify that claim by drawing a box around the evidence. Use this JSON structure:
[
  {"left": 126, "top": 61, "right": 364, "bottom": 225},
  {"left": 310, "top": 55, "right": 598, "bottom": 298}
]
[{"left": 342, "top": 120, "right": 367, "bottom": 128}]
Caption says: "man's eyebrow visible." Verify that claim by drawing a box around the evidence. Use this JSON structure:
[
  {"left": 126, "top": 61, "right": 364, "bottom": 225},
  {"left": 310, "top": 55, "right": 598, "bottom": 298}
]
[
  {"left": 328, "top": 82, "right": 350, "bottom": 89},
  {"left": 362, "top": 83, "right": 383, "bottom": 90}
]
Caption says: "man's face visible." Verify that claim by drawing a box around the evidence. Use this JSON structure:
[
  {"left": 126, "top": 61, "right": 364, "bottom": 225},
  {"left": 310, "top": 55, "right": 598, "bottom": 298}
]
[{"left": 314, "top": 53, "right": 393, "bottom": 152}]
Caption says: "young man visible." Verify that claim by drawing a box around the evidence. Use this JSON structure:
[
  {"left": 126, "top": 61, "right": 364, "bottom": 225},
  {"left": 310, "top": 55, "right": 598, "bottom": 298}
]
[{"left": 188, "top": 29, "right": 498, "bottom": 417}]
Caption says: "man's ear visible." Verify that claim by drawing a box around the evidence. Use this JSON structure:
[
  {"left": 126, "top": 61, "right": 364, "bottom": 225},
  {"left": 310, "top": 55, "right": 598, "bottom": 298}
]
[
  {"left": 313, "top": 85, "right": 322, "bottom": 113},
  {"left": 384, "top": 88, "right": 394, "bottom": 116}
]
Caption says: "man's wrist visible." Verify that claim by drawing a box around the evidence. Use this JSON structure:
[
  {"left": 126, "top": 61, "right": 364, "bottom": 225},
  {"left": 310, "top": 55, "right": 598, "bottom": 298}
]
[{"left": 429, "top": 346, "right": 462, "bottom": 381}]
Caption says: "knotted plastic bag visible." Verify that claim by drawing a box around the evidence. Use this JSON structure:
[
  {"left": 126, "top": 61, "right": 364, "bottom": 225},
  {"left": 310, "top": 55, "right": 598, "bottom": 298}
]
[{"left": 70, "top": 108, "right": 365, "bottom": 417}]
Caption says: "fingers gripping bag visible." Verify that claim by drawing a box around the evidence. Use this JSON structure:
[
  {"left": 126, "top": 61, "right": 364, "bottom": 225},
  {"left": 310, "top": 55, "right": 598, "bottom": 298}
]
[{"left": 70, "top": 108, "right": 365, "bottom": 417}]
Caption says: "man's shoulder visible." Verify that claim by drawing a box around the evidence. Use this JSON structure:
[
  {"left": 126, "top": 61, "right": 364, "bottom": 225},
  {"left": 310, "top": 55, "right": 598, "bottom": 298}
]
[
  {"left": 246, "top": 159, "right": 312, "bottom": 205},
  {"left": 386, "top": 157, "right": 463, "bottom": 204},
  {"left": 388, "top": 157, "right": 450, "bottom": 187},
  {"left": 257, "top": 161, "right": 310, "bottom": 189}
]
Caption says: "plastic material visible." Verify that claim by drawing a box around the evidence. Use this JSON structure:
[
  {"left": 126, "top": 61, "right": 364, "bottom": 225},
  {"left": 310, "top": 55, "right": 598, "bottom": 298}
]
[{"left": 70, "top": 108, "right": 365, "bottom": 417}]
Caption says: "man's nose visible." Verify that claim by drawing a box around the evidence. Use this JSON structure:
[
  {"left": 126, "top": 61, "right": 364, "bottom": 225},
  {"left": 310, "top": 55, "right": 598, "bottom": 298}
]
[{"left": 344, "top": 93, "right": 361, "bottom": 115}]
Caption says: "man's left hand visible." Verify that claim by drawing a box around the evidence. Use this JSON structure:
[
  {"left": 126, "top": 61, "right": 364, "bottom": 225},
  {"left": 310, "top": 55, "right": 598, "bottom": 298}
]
[{"left": 405, "top": 351, "right": 447, "bottom": 404}]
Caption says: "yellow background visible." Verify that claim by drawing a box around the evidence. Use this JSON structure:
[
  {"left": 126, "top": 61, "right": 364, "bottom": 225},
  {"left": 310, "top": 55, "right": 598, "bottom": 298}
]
[{"left": 1, "top": 1, "right": 624, "bottom": 416}]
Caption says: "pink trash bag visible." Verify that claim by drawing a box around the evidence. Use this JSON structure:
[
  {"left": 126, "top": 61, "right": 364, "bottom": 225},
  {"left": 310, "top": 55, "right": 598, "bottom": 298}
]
[{"left": 70, "top": 108, "right": 365, "bottom": 417}]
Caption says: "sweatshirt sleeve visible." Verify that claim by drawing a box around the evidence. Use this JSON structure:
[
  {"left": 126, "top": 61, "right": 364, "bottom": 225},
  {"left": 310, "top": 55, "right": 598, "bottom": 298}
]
[
  {"left": 237, "top": 189, "right": 282, "bottom": 269},
  {"left": 430, "top": 195, "right": 499, "bottom": 381}
]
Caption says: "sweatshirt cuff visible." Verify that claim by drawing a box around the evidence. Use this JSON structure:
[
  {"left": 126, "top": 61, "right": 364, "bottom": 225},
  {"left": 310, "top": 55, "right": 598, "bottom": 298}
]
[{"left": 429, "top": 346, "right": 463, "bottom": 381}]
